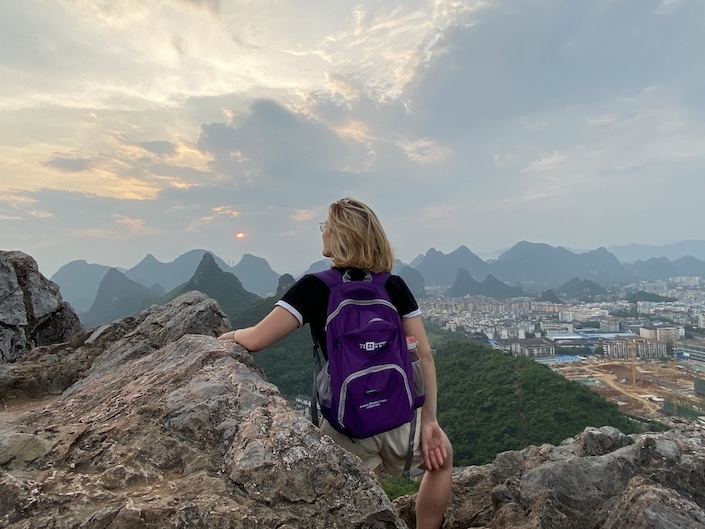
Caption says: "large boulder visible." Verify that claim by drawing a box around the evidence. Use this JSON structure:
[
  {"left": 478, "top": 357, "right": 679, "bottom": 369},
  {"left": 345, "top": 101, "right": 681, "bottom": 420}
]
[
  {"left": 0, "top": 291, "right": 406, "bottom": 528},
  {"left": 0, "top": 251, "right": 82, "bottom": 362}
]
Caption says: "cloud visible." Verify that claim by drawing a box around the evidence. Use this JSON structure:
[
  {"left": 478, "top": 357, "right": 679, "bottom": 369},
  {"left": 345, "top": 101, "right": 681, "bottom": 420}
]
[
  {"left": 134, "top": 140, "right": 178, "bottom": 156},
  {"left": 45, "top": 157, "right": 94, "bottom": 172},
  {"left": 175, "top": 0, "right": 221, "bottom": 15},
  {"left": 195, "top": 99, "right": 369, "bottom": 198},
  {"left": 2, "top": 0, "right": 704, "bottom": 277}
]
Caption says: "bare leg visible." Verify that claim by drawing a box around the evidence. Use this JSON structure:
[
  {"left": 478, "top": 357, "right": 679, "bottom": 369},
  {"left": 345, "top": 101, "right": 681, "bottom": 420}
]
[{"left": 415, "top": 432, "right": 453, "bottom": 529}]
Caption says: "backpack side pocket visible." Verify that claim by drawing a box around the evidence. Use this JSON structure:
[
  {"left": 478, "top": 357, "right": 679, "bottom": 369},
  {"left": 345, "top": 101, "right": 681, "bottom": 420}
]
[{"left": 315, "top": 361, "right": 333, "bottom": 414}]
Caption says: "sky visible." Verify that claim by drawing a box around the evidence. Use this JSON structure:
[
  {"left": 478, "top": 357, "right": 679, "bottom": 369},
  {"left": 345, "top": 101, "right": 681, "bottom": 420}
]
[{"left": 1, "top": 0, "right": 704, "bottom": 278}]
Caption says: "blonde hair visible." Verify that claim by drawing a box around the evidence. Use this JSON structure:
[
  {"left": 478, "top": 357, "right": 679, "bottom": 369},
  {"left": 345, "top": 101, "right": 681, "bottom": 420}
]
[{"left": 327, "top": 197, "right": 395, "bottom": 273}]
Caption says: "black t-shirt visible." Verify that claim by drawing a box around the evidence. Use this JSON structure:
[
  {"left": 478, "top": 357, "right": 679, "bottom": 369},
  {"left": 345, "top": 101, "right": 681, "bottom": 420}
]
[{"left": 276, "top": 267, "right": 420, "bottom": 358}]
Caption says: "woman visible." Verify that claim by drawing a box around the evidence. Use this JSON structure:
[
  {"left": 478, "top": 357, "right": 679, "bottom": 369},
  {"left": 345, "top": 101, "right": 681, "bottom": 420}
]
[{"left": 219, "top": 197, "right": 452, "bottom": 529}]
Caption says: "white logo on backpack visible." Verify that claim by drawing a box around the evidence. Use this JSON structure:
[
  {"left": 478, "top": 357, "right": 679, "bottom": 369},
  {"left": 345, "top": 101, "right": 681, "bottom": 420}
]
[{"left": 361, "top": 340, "right": 387, "bottom": 351}]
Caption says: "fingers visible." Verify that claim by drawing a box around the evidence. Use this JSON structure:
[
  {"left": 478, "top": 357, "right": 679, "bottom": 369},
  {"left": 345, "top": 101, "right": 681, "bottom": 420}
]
[
  {"left": 421, "top": 421, "right": 448, "bottom": 471},
  {"left": 423, "top": 446, "right": 443, "bottom": 471},
  {"left": 426, "top": 443, "right": 447, "bottom": 471}
]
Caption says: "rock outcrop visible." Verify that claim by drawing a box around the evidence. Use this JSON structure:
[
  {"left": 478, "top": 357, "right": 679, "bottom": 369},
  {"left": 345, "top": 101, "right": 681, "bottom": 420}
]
[
  {"left": 0, "top": 251, "right": 82, "bottom": 363},
  {"left": 1, "top": 288, "right": 705, "bottom": 528},
  {"left": 395, "top": 424, "right": 705, "bottom": 529},
  {"left": 0, "top": 291, "right": 406, "bottom": 528}
]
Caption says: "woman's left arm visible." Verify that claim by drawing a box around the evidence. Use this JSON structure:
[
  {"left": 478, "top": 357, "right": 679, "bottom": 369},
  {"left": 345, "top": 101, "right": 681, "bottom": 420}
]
[{"left": 219, "top": 306, "right": 299, "bottom": 352}]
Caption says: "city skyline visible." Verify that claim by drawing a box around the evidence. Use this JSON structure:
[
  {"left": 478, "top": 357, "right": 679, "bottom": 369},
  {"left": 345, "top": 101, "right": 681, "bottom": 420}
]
[{"left": 2, "top": 1, "right": 704, "bottom": 277}]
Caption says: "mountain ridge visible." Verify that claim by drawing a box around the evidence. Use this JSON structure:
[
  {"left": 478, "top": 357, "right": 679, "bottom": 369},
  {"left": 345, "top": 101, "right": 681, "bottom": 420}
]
[{"left": 52, "top": 240, "right": 705, "bottom": 317}]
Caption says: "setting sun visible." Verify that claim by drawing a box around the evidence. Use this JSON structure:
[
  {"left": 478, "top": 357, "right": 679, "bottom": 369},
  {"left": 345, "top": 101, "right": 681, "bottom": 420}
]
[{"left": 234, "top": 232, "right": 246, "bottom": 240}]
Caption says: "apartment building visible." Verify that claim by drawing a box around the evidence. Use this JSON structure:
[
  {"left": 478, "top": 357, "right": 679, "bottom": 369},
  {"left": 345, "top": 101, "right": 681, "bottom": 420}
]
[
  {"left": 602, "top": 339, "right": 667, "bottom": 360},
  {"left": 639, "top": 324, "right": 679, "bottom": 346},
  {"left": 508, "top": 339, "right": 555, "bottom": 358},
  {"left": 599, "top": 317, "right": 622, "bottom": 333}
]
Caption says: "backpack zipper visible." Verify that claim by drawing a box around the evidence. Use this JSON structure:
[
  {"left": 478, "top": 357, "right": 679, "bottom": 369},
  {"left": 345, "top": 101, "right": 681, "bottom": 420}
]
[
  {"left": 325, "top": 298, "right": 398, "bottom": 330},
  {"left": 337, "top": 364, "right": 413, "bottom": 429}
]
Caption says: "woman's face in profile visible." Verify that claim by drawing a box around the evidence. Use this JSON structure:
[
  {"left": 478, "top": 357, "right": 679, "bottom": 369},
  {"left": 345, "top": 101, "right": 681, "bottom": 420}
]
[{"left": 321, "top": 218, "right": 333, "bottom": 258}]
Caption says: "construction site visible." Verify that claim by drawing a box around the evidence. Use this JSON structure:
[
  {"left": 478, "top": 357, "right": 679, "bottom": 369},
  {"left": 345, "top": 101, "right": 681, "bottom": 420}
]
[{"left": 553, "top": 357, "right": 705, "bottom": 423}]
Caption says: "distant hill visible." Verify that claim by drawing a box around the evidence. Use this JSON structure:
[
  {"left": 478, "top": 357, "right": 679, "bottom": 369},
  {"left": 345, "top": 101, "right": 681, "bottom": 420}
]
[
  {"left": 397, "top": 265, "right": 427, "bottom": 299},
  {"left": 623, "top": 257, "right": 677, "bottom": 280},
  {"left": 416, "top": 246, "right": 490, "bottom": 286},
  {"left": 81, "top": 268, "right": 161, "bottom": 327},
  {"left": 555, "top": 277, "right": 609, "bottom": 302},
  {"left": 608, "top": 239, "right": 705, "bottom": 262},
  {"left": 123, "top": 249, "right": 279, "bottom": 297},
  {"left": 53, "top": 250, "right": 281, "bottom": 314},
  {"left": 231, "top": 254, "right": 280, "bottom": 296},
  {"left": 672, "top": 255, "right": 705, "bottom": 277},
  {"left": 80, "top": 254, "right": 262, "bottom": 327},
  {"left": 492, "top": 242, "right": 631, "bottom": 285},
  {"left": 50, "top": 260, "right": 113, "bottom": 313},
  {"left": 300, "top": 259, "right": 333, "bottom": 277},
  {"left": 445, "top": 269, "right": 524, "bottom": 298},
  {"left": 125, "top": 250, "right": 232, "bottom": 292},
  {"left": 167, "top": 253, "right": 260, "bottom": 317},
  {"left": 626, "top": 291, "right": 678, "bottom": 303}
]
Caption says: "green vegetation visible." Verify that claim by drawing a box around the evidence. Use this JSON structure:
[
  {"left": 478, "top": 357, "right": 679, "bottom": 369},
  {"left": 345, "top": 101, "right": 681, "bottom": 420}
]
[
  {"left": 382, "top": 476, "right": 420, "bottom": 500},
  {"left": 627, "top": 290, "right": 677, "bottom": 303},
  {"left": 434, "top": 341, "right": 654, "bottom": 466},
  {"left": 539, "top": 289, "right": 562, "bottom": 303},
  {"left": 554, "top": 346, "right": 594, "bottom": 356}
]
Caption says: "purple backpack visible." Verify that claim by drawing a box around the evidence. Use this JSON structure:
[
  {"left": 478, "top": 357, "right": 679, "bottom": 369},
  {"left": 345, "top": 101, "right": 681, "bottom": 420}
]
[{"left": 312, "top": 268, "right": 425, "bottom": 438}]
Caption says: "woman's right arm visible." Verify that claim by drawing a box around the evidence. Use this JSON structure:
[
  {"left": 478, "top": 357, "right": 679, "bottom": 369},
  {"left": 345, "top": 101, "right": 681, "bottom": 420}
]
[
  {"left": 402, "top": 315, "right": 448, "bottom": 471},
  {"left": 219, "top": 306, "right": 299, "bottom": 352}
]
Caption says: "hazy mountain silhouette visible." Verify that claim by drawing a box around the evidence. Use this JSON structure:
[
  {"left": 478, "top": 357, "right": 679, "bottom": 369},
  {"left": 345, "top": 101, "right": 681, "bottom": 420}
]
[
  {"left": 52, "top": 241, "right": 705, "bottom": 314},
  {"left": 124, "top": 250, "right": 279, "bottom": 297},
  {"left": 492, "top": 242, "right": 632, "bottom": 284},
  {"left": 81, "top": 268, "right": 160, "bottom": 327},
  {"left": 408, "top": 253, "right": 425, "bottom": 268},
  {"left": 608, "top": 239, "right": 705, "bottom": 262},
  {"left": 167, "top": 253, "right": 260, "bottom": 317},
  {"left": 125, "top": 250, "right": 231, "bottom": 292},
  {"left": 672, "top": 255, "right": 705, "bottom": 277},
  {"left": 80, "top": 254, "right": 262, "bottom": 327},
  {"left": 624, "top": 257, "right": 678, "bottom": 281},
  {"left": 231, "top": 254, "right": 280, "bottom": 296},
  {"left": 416, "top": 246, "right": 489, "bottom": 286},
  {"left": 445, "top": 269, "right": 524, "bottom": 298},
  {"left": 555, "top": 277, "right": 608, "bottom": 302},
  {"left": 397, "top": 265, "right": 427, "bottom": 299},
  {"left": 50, "top": 260, "right": 113, "bottom": 313},
  {"left": 300, "top": 259, "right": 333, "bottom": 277}
]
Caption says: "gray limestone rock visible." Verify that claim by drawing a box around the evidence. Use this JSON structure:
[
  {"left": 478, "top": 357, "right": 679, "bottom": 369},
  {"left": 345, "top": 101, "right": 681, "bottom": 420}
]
[
  {"left": 0, "top": 291, "right": 406, "bottom": 528},
  {"left": 0, "top": 251, "right": 83, "bottom": 362},
  {"left": 409, "top": 425, "right": 705, "bottom": 529}
]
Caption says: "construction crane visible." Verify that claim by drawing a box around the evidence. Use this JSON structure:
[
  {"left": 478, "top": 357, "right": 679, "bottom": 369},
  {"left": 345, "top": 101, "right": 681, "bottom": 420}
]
[{"left": 630, "top": 339, "right": 637, "bottom": 386}]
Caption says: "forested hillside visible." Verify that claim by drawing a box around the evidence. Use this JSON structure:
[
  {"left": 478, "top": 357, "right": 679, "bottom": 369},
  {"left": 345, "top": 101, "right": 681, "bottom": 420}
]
[
  {"left": 229, "top": 300, "right": 661, "bottom": 467},
  {"left": 433, "top": 342, "right": 659, "bottom": 465}
]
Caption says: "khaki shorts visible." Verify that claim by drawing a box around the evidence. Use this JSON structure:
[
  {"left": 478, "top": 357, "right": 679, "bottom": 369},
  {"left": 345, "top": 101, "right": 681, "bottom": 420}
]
[{"left": 320, "top": 409, "right": 423, "bottom": 476}]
